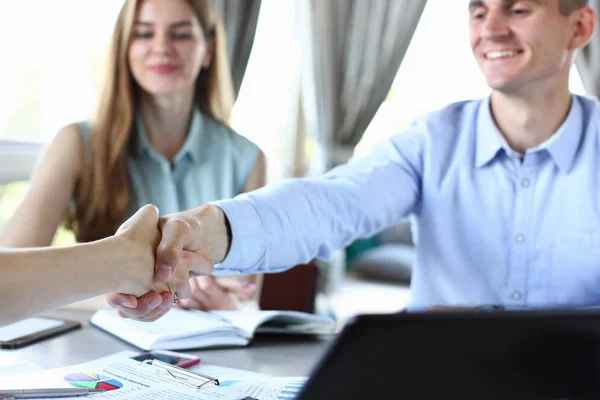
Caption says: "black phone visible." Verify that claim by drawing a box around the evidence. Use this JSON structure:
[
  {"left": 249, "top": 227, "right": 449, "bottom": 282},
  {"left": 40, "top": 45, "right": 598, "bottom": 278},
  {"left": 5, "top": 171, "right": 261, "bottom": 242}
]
[
  {"left": 0, "top": 317, "right": 81, "bottom": 349},
  {"left": 130, "top": 350, "right": 200, "bottom": 369}
]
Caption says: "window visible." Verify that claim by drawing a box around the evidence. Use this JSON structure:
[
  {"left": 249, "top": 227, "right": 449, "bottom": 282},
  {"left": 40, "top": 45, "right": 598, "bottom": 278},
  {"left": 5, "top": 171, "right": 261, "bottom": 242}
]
[
  {"left": 0, "top": 0, "right": 302, "bottom": 183},
  {"left": 0, "top": 0, "right": 302, "bottom": 238},
  {"left": 0, "top": 182, "right": 29, "bottom": 234},
  {"left": 0, "top": 0, "right": 124, "bottom": 144},
  {"left": 231, "top": 0, "right": 302, "bottom": 183},
  {"left": 355, "top": 0, "right": 588, "bottom": 156},
  {"left": 0, "top": 1, "right": 124, "bottom": 243}
]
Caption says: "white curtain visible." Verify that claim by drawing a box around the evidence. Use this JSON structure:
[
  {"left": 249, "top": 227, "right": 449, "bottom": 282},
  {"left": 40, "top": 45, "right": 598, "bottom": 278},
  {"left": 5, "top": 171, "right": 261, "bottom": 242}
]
[
  {"left": 297, "top": 0, "right": 427, "bottom": 173},
  {"left": 576, "top": 0, "right": 600, "bottom": 96},
  {"left": 213, "top": 0, "right": 262, "bottom": 97}
]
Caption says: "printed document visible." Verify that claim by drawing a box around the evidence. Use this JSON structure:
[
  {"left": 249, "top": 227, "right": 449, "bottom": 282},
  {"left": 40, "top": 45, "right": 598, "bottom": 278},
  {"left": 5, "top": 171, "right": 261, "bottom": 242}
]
[{"left": 0, "top": 352, "right": 250, "bottom": 400}]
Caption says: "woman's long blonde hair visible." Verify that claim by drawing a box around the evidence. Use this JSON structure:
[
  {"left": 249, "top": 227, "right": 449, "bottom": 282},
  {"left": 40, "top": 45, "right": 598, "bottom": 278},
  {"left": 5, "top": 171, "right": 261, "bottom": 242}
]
[{"left": 68, "top": 0, "right": 235, "bottom": 242}]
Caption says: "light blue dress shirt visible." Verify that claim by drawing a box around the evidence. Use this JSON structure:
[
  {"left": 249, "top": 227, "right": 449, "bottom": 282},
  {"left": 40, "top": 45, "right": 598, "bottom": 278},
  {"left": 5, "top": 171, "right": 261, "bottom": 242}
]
[
  {"left": 78, "top": 108, "right": 259, "bottom": 218},
  {"left": 215, "top": 94, "right": 600, "bottom": 311}
]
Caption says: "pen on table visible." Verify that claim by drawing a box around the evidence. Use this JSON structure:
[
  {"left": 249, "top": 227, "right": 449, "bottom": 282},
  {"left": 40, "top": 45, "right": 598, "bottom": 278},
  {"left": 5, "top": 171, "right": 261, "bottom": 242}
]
[{"left": 0, "top": 388, "right": 105, "bottom": 399}]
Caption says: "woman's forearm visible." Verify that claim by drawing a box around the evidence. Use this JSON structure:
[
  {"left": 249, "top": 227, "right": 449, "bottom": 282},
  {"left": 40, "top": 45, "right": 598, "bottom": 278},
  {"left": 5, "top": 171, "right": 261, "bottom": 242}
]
[{"left": 0, "top": 236, "right": 146, "bottom": 326}]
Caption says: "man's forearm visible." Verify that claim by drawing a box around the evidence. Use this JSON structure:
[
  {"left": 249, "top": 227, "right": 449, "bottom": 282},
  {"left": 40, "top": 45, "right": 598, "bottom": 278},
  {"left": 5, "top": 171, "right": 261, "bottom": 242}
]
[
  {"left": 214, "top": 147, "right": 420, "bottom": 273},
  {"left": 161, "top": 137, "right": 422, "bottom": 276}
]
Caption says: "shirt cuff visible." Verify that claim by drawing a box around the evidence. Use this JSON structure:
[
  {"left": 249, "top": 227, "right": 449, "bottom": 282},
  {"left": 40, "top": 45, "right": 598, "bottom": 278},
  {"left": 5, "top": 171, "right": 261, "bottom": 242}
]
[{"left": 210, "top": 197, "right": 265, "bottom": 275}]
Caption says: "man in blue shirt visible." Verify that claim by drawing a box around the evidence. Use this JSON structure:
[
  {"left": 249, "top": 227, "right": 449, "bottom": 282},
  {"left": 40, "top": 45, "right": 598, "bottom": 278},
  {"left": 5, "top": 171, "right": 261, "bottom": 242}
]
[{"left": 110, "top": 0, "right": 599, "bottom": 320}]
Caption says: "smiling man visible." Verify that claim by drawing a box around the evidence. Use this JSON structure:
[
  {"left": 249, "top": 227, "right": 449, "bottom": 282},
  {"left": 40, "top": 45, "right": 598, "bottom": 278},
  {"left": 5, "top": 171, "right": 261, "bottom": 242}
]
[{"left": 110, "top": 0, "right": 600, "bottom": 319}]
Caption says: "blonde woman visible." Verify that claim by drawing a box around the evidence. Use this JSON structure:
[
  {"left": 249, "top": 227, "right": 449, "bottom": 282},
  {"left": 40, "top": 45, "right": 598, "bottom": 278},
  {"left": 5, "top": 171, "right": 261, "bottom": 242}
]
[{"left": 0, "top": 0, "right": 264, "bottom": 315}]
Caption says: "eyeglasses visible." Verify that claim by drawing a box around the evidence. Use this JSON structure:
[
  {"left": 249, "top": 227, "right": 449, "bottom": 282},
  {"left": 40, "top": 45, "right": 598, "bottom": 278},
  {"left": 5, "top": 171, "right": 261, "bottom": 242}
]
[{"left": 137, "top": 359, "right": 219, "bottom": 389}]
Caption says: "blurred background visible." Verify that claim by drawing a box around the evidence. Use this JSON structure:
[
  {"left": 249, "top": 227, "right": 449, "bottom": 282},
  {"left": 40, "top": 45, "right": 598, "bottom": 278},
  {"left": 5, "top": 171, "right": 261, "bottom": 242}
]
[{"left": 0, "top": 0, "right": 591, "bottom": 321}]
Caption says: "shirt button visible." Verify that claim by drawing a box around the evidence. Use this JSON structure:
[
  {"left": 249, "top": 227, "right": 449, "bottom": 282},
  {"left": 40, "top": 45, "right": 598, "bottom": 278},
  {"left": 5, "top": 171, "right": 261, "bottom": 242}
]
[
  {"left": 511, "top": 290, "right": 523, "bottom": 300},
  {"left": 515, "top": 234, "right": 526, "bottom": 243},
  {"left": 521, "top": 178, "right": 531, "bottom": 188}
]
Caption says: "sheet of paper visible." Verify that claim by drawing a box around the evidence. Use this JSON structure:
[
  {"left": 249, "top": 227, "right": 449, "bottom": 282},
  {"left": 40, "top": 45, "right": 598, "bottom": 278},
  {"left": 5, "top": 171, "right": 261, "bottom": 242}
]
[
  {"left": 0, "top": 318, "right": 63, "bottom": 341},
  {"left": 221, "top": 377, "right": 308, "bottom": 400},
  {"left": 0, "top": 352, "right": 250, "bottom": 400},
  {"left": 191, "top": 364, "right": 270, "bottom": 382},
  {"left": 0, "top": 362, "right": 42, "bottom": 377},
  {"left": 117, "top": 350, "right": 270, "bottom": 382}
]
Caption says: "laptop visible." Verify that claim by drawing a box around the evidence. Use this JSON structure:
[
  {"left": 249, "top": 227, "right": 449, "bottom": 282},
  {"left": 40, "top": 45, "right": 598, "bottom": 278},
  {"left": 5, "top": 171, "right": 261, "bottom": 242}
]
[{"left": 296, "top": 309, "right": 600, "bottom": 399}]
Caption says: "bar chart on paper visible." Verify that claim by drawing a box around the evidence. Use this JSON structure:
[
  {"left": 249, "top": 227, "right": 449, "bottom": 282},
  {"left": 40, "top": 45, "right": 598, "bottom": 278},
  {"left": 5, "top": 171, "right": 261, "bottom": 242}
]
[{"left": 220, "top": 378, "right": 307, "bottom": 400}]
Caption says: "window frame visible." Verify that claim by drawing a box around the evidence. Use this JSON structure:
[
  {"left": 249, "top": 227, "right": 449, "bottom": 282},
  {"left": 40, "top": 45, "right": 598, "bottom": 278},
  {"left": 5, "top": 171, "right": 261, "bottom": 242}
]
[{"left": 0, "top": 140, "right": 42, "bottom": 183}]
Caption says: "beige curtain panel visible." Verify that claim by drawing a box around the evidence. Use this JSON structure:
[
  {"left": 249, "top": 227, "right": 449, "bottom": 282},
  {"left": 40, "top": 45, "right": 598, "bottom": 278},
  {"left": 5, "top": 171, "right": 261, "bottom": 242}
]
[
  {"left": 212, "top": 0, "right": 262, "bottom": 97},
  {"left": 298, "top": 0, "right": 427, "bottom": 172},
  {"left": 576, "top": 0, "right": 600, "bottom": 97}
]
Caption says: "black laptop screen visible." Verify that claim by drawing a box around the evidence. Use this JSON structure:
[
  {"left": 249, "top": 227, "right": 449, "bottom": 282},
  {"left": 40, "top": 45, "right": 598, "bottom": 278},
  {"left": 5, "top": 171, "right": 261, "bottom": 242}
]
[{"left": 297, "top": 310, "right": 600, "bottom": 399}]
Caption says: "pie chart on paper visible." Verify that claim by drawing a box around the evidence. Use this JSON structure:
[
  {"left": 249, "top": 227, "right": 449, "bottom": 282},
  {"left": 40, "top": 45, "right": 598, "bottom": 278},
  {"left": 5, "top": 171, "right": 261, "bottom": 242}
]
[{"left": 64, "top": 372, "right": 123, "bottom": 391}]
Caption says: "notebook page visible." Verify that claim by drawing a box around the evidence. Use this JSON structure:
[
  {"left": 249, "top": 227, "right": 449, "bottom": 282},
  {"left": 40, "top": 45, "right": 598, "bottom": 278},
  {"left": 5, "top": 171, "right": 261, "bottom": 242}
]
[
  {"left": 212, "top": 310, "right": 336, "bottom": 336},
  {"left": 91, "top": 309, "right": 250, "bottom": 349}
]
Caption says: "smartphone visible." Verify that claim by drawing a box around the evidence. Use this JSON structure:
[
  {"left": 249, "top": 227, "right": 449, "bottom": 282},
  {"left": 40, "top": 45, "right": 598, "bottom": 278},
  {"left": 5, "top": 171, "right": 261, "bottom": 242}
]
[
  {"left": 130, "top": 350, "right": 200, "bottom": 369},
  {"left": 0, "top": 317, "right": 81, "bottom": 349}
]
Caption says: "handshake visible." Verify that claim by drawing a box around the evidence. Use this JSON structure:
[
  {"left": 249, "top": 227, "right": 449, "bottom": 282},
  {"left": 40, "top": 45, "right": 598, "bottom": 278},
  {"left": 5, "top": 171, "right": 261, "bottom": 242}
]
[{"left": 107, "top": 203, "right": 232, "bottom": 322}]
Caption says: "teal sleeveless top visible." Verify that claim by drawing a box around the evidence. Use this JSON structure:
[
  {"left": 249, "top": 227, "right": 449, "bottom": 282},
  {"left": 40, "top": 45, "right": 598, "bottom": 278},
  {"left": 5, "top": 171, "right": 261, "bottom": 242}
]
[{"left": 77, "top": 108, "right": 259, "bottom": 219}]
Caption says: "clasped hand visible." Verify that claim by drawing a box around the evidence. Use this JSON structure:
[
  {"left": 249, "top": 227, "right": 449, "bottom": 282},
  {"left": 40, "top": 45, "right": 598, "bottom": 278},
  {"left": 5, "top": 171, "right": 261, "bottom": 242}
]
[{"left": 106, "top": 204, "right": 231, "bottom": 321}]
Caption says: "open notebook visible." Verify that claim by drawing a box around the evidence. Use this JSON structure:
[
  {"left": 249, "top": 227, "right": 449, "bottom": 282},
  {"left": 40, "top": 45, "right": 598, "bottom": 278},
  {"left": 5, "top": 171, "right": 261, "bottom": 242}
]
[{"left": 90, "top": 308, "right": 336, "bottom": 350}]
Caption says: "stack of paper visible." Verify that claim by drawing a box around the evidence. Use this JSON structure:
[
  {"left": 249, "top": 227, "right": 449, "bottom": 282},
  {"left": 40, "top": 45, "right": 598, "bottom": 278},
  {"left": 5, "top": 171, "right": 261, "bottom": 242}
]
[{"left": 0, "top": 351, "right": 308, "bottom": 400}]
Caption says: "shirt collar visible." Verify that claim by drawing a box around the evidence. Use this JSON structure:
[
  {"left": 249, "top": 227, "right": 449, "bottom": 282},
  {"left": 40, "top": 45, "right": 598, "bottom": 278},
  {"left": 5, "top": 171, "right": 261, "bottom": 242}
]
[
  {"left": 132, "top": 108, "right": 205, "bottom": 164},
  {"left": 475, "top": 96, "right": 507, "bottom": 169},
  {"left": 542, "top": 96, "right": 583, "bottom": 174},
  {"left": 475, "top": 95, "right": 583, "bottom": 173}
]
